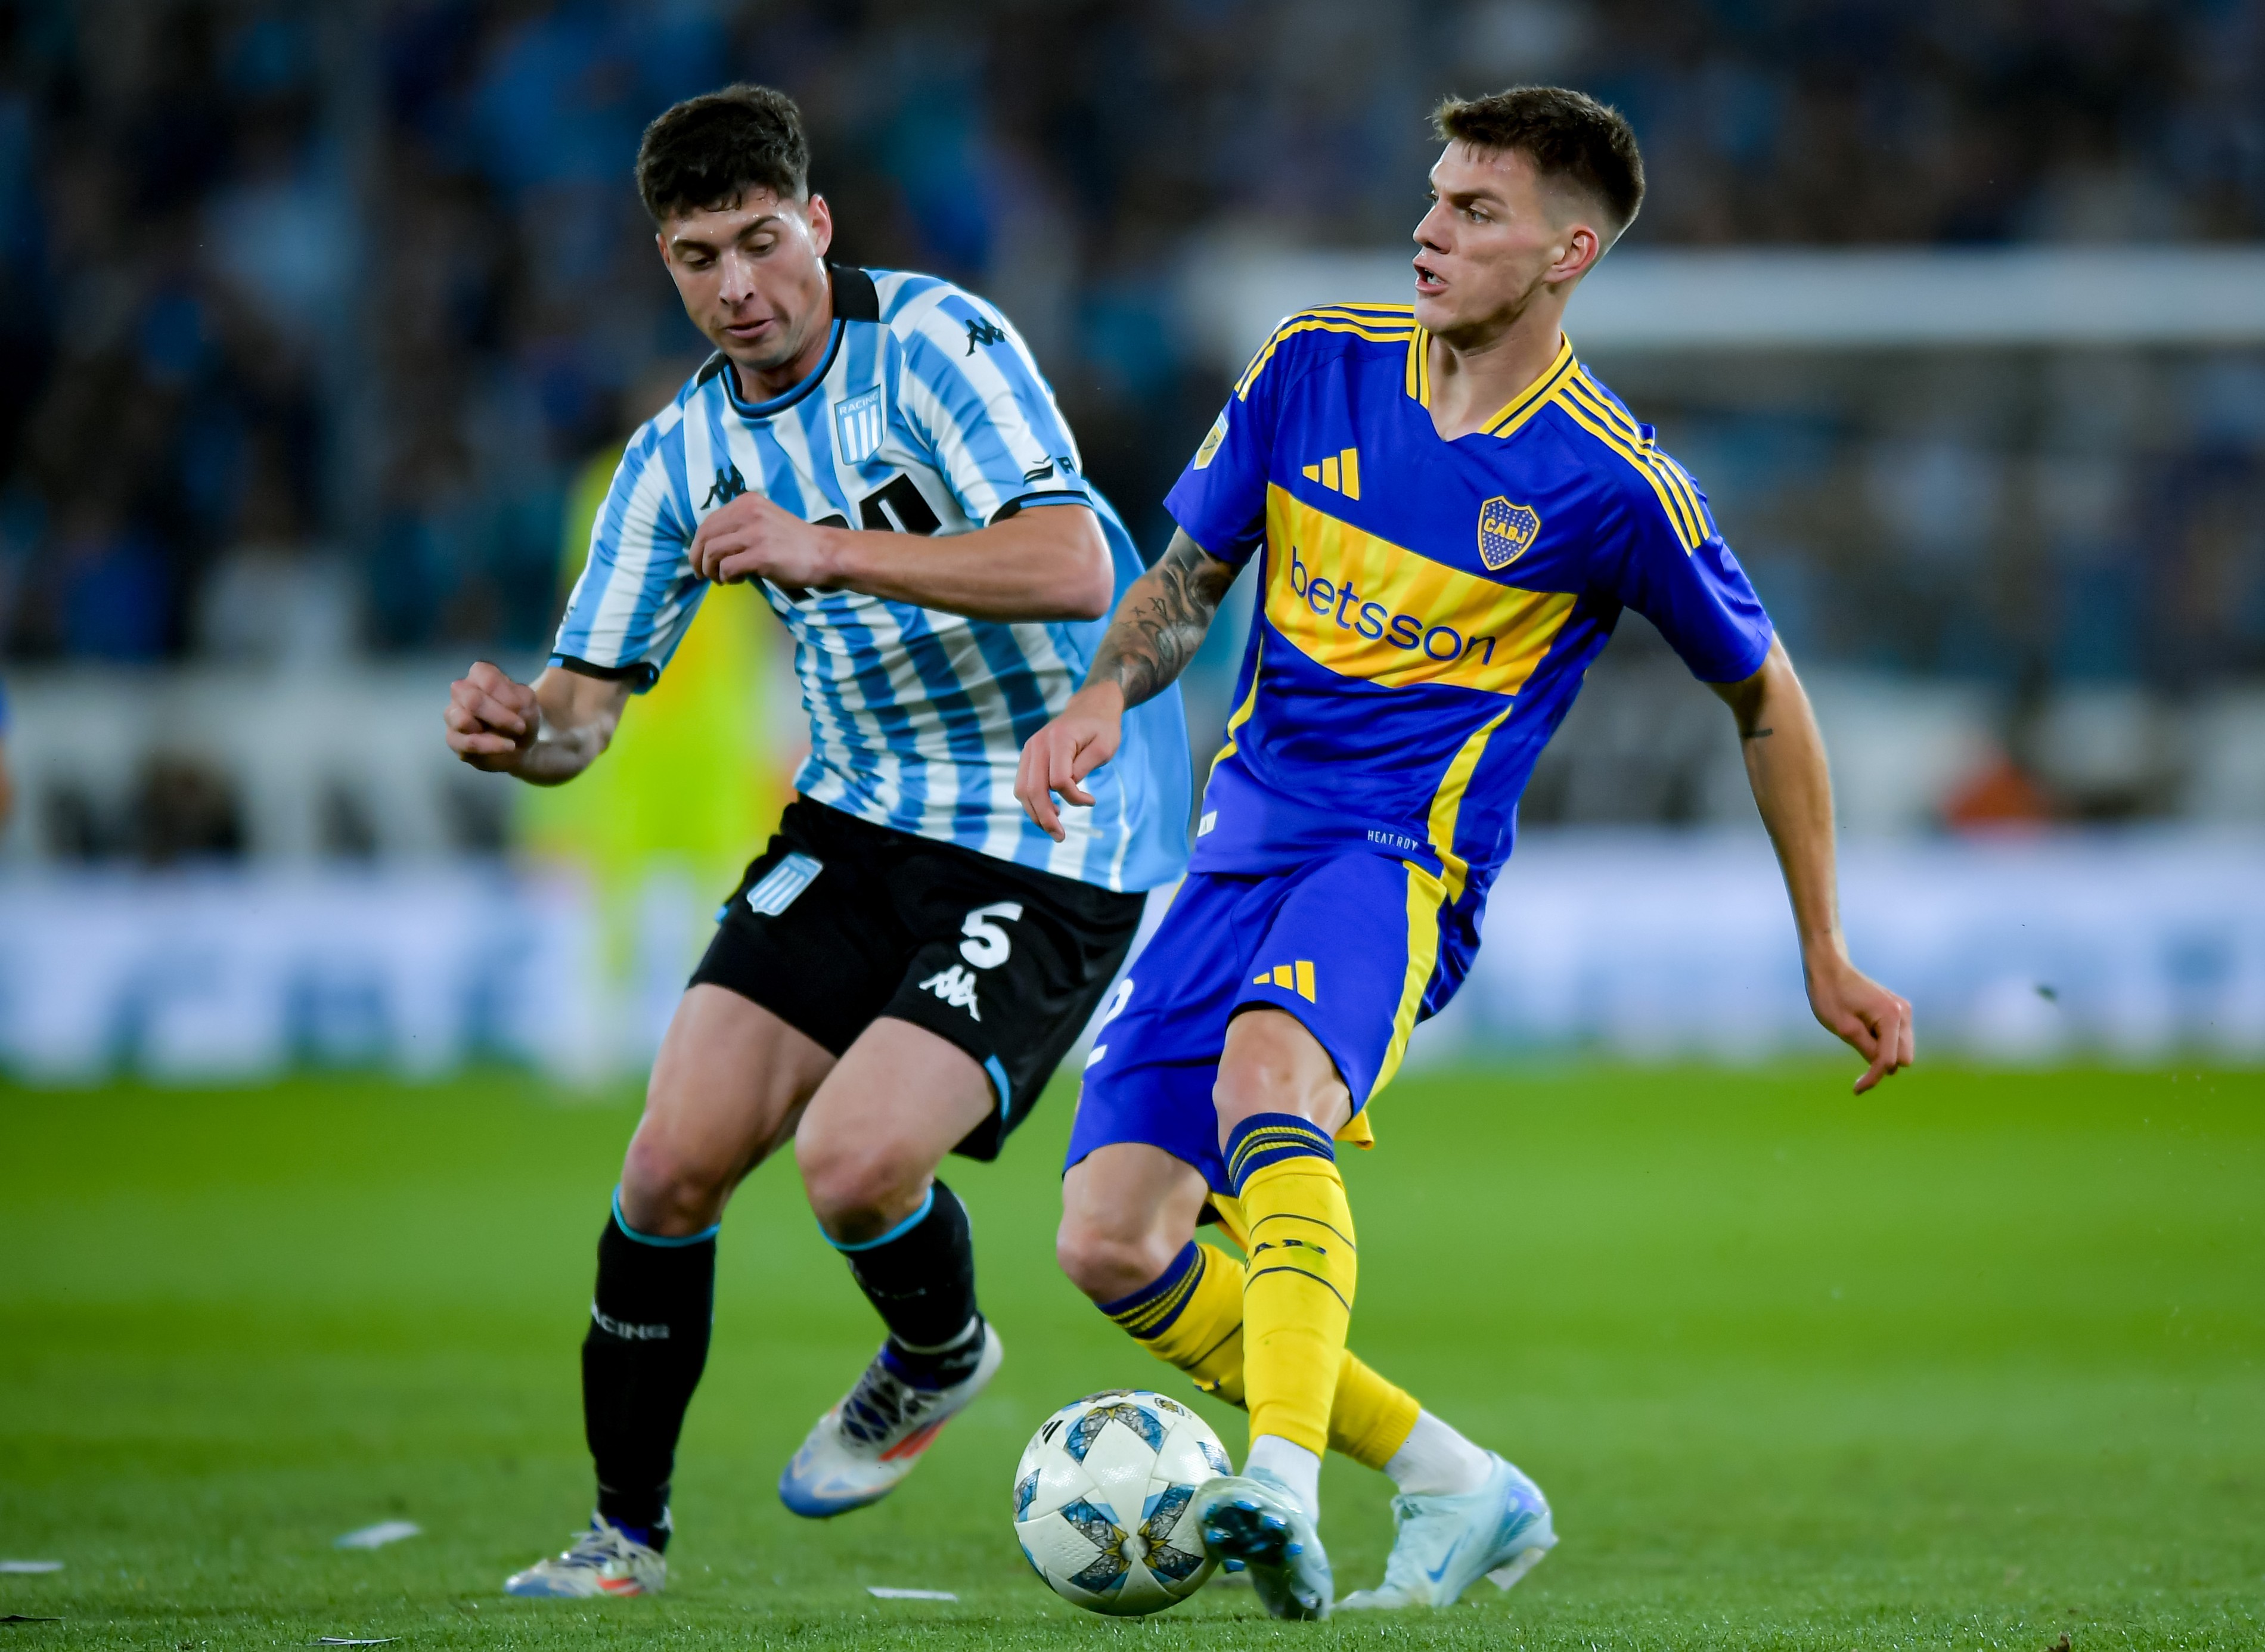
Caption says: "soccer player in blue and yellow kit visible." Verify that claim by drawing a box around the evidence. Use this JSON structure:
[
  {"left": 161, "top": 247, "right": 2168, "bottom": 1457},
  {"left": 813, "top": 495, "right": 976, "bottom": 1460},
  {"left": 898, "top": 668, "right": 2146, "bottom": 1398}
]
[{"left": 1017, "top": 87, "right": 1914, "bottom": 1619}]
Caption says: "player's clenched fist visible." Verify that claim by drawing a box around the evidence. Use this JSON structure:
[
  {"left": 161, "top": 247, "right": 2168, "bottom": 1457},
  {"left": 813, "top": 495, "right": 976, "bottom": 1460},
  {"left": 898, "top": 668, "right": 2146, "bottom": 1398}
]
[
  {"left": 445, "top": 660, "right": 540, "bottom": 771},
  {"left": 689, "top": 490, "right": 840, "bottom": 589},
  {"left": 1016, "top": 682, "right": 1127, "bottom": 843}
]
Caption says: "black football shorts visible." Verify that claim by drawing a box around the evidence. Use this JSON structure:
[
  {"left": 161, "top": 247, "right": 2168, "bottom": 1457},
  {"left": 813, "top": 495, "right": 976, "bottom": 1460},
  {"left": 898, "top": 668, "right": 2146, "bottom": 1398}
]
[{"left": 688, "top": 799, "right": 1150, "bottom": 1161}]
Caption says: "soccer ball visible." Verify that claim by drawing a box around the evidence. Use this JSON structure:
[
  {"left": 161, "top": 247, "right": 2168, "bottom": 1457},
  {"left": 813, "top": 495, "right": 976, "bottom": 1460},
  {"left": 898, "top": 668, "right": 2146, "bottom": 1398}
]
[{"left": 1012, "top": 1389, "right": 1230, "bottom": 1616}]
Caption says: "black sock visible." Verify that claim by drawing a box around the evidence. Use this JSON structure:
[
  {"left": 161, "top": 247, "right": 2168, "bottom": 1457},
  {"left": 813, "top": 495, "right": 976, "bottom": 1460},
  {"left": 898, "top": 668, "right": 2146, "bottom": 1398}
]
[
  {"left": 582, "top": 1194, "right": 716, "bottom": 1547},
  {"left": 836, "top": 1180, "right": 984, "bottom": 1389}
]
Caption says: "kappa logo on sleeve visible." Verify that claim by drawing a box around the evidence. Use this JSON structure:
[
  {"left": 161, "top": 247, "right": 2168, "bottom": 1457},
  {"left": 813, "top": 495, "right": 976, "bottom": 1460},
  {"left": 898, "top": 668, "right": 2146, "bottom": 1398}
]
[{"left": 964, "top": 318, "right": 1008, "bottom": 353}]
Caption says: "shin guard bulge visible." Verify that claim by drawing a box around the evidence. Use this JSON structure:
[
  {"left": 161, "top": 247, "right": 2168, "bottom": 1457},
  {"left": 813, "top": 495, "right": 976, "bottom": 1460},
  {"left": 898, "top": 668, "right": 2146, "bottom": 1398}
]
[
  {"left": 834, "top": 1180, "right": 985, "bottom": 1388},
  {"left": 1100, "top": 1238, "right": 1419, "bottom": 1469},
  {"left": 1225, "top": 1113, "right": 1357, "bottom": 1457},
  {"left": 582, "top": 1192, "right": 718, "bottom": 1539}
]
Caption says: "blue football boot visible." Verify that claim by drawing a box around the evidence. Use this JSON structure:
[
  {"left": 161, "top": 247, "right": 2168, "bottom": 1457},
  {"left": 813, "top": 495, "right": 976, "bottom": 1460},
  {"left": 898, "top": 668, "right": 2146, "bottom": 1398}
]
[{"left": 1193, "top": 1468, "right": 1333, "bottom": 1620}]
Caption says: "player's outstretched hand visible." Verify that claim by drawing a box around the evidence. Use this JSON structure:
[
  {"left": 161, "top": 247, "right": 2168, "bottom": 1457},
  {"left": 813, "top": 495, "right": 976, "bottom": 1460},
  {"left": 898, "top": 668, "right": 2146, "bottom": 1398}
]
[
  {"left": 1016, "top": 683, "right": 1125, "bottom": 843},
  {"left": 445, "top": 660, "right": 539, "bottom": 772},
  {"left": 689, "top": 491, "right": 838, "bottom": 589},
  {"left": 1807, "top": 955, "right": 1915, "bottom": 1094}
]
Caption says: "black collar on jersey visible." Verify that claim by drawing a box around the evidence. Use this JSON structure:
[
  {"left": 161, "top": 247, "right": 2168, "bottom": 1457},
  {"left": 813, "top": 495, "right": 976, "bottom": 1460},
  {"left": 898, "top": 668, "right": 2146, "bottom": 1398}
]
[
  {"left": 830, "top": 262, "right": 879, "bottom": 321},
  {"left": 694, "top": 263, "right": 879, "bottom": 411}
]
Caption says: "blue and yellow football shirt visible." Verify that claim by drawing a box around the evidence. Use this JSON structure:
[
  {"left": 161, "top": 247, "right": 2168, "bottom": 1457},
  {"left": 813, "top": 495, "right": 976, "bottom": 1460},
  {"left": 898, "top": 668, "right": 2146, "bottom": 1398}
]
[{"left": 1167, "top": 304, "right": 1773, "bottom": 916}]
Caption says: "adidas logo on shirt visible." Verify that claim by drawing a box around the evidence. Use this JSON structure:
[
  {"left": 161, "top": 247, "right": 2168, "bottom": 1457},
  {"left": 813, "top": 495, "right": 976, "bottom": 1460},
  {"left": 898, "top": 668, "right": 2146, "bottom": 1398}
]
[
  {"left": 1300, "top": 448, "right": 1360, "bottom": 499},
  {"left": 1251, "top": 960, "right": 1318, "bottom": 1001}
]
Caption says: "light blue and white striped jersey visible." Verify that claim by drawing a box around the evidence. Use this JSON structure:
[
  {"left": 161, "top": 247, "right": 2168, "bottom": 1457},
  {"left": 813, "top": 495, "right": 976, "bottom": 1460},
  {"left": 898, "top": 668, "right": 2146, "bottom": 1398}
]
[{"left": 551, "top": 264, "right": 1190, "bottom": 893}]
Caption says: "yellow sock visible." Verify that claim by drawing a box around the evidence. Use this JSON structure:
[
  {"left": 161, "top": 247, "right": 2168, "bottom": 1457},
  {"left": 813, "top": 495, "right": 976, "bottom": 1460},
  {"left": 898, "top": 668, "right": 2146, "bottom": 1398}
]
[
  {"left": 1227, "top": 1113, "right": 1357, "bottom": 1457},
  {"left": 1100, "top": 1236, "right": 1419, "bottom": 1469},
  {"left": 1102, "top": 1238, "right": 1247, "bottom": 1401},
  {"left": 1329, "top": 1351, "right": 1421, "bottom": 1470}
]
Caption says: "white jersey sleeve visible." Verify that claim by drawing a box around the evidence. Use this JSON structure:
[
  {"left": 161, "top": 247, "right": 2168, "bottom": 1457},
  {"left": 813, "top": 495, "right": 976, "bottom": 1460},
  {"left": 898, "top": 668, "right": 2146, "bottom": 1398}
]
[
  {"left": 889, "top": 284, "right": 1091, "bottom": 526},
  {"left": 550, "top": 403, "right": 706, "bottom": 688}
]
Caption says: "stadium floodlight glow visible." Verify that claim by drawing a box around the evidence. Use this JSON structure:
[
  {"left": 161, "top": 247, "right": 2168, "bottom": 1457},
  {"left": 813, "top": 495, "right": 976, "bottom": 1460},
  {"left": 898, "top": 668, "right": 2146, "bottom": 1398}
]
[{"left": 1189, "top": 246, "right": 2265, "bottom": 361}]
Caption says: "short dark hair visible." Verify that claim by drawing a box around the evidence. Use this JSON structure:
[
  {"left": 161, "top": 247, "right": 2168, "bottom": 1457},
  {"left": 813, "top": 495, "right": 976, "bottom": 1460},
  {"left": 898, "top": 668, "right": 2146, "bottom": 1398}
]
[
  {"left": 635, "top": 83, "right": 810, "bottom": 223},
  {"left": 1432, "top": 86, "right": 1645, "bottom": 238}
]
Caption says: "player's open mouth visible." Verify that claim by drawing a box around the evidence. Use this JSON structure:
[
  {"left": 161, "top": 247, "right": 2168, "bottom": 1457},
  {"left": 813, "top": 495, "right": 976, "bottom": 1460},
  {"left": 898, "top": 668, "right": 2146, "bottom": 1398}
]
[{"left": 1413, "top": 261, "right": 1445, "bottom": 293}]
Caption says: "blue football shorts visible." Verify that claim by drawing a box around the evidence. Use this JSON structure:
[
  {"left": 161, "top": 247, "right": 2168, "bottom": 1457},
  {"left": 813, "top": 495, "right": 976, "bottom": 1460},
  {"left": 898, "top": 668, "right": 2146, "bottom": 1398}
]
[{"left": 1066, "top": 850, "right": 1474, "bottom": 1194}]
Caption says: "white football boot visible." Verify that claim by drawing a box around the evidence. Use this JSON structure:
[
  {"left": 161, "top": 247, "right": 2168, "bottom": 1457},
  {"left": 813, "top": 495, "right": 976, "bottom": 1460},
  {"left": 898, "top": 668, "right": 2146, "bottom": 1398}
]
[
  {"left": 1193, "top": 1468, "right": 1333, "bottom": 1620},
  {"left": 502, "top": 1514, "right": 666, "bottom": 1598},
  {"left": 776, "top": 1324, "right": 1004, "bottom": 1517},
  {"left": 1339, "top": 1452, "right": 1556, "bottom": 1610}
]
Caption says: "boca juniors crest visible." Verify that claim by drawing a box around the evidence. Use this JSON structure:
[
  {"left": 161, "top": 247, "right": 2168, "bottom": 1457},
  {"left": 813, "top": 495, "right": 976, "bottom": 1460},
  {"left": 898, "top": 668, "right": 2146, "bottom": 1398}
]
[{"left": 1478, "top": 496, "right": 1541, "bottom": 570}]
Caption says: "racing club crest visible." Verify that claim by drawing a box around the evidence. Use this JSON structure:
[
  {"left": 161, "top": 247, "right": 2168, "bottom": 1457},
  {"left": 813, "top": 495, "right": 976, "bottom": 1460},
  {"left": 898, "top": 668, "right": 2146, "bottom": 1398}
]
[
  {"left": 834, "top": 387, "right": 886, "bottom": 466},
  {"left": 1477, "top": 496, "right": 1541, "bottom": 570}
]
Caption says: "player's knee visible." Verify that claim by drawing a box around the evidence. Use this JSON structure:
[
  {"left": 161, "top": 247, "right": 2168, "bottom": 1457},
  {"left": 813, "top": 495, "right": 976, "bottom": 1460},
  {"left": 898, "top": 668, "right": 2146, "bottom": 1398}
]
[
  {"left": 794, "top": 1129, "right": 924, "bottom": 1240},
  {"left": 1213, "top": 1008, "right": 1346, "bottom": 1136},
  {"left": 1056, "top": 1209, "right": 1177, "bottom": 1305},
  {"left": 619, "top": 1129, "right": 732, "bottom": 1235}
]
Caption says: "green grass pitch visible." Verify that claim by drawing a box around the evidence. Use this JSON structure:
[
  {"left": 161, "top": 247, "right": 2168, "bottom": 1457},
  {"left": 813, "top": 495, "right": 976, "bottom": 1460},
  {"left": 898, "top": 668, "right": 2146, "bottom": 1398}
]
[{"left": 2, "top": 1061, "right": 2259, "bottom": 1650}]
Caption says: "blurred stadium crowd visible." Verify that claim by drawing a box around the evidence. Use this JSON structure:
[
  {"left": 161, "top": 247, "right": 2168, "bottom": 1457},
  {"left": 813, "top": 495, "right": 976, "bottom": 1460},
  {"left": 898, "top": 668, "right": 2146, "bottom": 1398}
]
[
  {"left": 0, "top": 0, "right": 2261, "bottom": 805},
  {"left": 2, "top": 0, "right": 2263, "bottom": 1077}
]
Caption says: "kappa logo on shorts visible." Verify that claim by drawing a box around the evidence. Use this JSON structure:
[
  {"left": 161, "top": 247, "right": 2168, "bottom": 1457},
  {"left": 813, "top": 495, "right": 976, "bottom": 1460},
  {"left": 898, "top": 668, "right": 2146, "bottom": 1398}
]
[{"left": 919, "top": 963, "right": 984, "bottom": 1020}]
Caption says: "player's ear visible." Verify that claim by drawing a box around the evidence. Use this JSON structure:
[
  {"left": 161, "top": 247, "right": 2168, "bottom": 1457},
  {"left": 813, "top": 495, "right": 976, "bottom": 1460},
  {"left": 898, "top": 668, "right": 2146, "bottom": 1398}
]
[
  {"left": 806, "top": 194, "right": 833, "bottom": 259},
  {"left": 1551, "top": 222, "right": 1603, "bottom": 287}
]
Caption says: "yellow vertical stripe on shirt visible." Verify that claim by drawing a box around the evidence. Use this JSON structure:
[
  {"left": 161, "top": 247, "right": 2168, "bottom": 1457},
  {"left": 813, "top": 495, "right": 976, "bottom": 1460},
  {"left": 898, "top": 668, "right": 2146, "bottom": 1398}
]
[
  {"left": 1425, "top": 704, "right": 1513, "bottom": 905},
  {"left": 1210, "top": 629, "right": 1265, "bottom": 774},
  {"left": 1404, "top": 326, "right": 1432, "bottom": 406}
]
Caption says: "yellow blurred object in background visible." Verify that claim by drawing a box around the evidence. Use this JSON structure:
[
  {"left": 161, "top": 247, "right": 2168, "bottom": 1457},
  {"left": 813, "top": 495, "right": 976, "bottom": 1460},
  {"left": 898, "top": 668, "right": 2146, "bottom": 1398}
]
[{"left": 516, "top": 445, "right": 790, "bottom": 1055}]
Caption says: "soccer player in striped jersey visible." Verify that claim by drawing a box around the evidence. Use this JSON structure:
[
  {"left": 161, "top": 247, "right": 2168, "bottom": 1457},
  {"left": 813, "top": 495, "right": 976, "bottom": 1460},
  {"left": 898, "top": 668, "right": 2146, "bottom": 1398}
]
[
  {"left": 1020, "top": 87, "right": 1913, "bottom": 1617},
  {"left": 444, "top": 85, "right": 1190, "bottom": 1598}
]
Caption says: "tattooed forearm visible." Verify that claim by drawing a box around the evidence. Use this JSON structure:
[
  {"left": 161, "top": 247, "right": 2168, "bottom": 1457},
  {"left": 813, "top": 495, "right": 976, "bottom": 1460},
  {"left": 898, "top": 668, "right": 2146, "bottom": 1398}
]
[{"left": 1086, "top": 530, "right": 1240, "bottom": 709}]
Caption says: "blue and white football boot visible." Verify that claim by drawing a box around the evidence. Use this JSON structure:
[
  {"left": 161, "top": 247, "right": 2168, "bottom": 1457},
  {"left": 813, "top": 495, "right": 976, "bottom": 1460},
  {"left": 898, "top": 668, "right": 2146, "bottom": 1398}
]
[
  {"left": 502, "top": 1513, "right": 667, "bottom": 1598},
  {"left": 1193, "top": 1468, "right": 1333, "bottom": 1620},
  {"left": 1339, "top": 1453, "right": 1556, "bottom": 1610},
  {"left": 777, "top": 1324, "right": 1004, "bottom": 1517}
]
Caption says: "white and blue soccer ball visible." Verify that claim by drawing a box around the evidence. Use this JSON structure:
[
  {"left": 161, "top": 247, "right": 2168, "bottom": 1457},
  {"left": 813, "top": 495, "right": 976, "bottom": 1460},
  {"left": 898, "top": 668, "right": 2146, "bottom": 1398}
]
[{"left": 1012, "top": 1389, "right": 1230, "bottom": 1616}]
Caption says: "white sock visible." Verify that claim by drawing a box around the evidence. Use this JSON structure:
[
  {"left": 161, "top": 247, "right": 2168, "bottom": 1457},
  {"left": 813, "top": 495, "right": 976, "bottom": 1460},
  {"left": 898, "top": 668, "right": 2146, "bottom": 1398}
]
[
  {"left": 1245, "top": 1434, "right": 1323, "bottom": 1519},
  {"left": 1383, "top": 1409, "right": 1495, "bottom": 1497}
]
